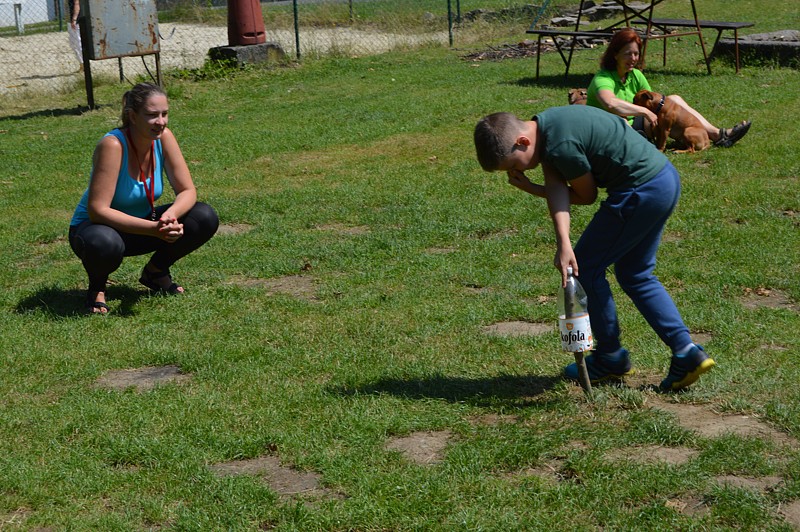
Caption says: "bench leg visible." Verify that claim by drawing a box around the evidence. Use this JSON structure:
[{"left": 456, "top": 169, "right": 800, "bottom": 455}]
[
  {"left": 564, "top": 38, "right": 573, "bottom": 78},
  {"left": 710, "top": 29, "right": 741, "bottom": 74},
  {"left": 551, "top": 39, "right": 570, "bottom": 76},
  {"left": 536, "top": 35, "right": 542, "bottom": 81}
]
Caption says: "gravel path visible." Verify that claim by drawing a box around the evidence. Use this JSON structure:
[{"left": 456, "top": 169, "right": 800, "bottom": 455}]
[{"left": 1, "top": 22, "right": 447, "bottom": 98}]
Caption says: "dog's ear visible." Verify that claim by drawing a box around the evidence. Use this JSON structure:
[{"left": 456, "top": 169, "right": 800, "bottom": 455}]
[{"left": 633, "top": 90, "right": 652, "bottom": 106}]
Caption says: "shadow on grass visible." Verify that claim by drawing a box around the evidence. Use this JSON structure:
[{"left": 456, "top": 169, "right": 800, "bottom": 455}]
[
  {"left": 509, "top": 73, "right": 595, "bottom": 90},
  {"left": 508, "top": 68, "right": 714, "bottom": 91},
  {"left": 331, "top": 373, "right": 562, "bottom": 407},
  {"left": 0, "top": 104, "right": 107, "bottom": 122},
  {"left": 15, "top": 284, "right": 145, "bottom": 318}
]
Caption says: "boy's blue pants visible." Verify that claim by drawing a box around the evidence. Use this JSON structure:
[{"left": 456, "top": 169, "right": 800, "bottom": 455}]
[{"left": 574, "top": 161, "right": 692, "bottom": 355}]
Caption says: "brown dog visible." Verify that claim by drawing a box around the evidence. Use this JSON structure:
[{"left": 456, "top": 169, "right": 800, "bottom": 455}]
[
  {"left": 632, "top": 89, "right": 710, "bottom": 153},
  {"left": 568, "top": 88, "right": 587, "bottom": 105}
]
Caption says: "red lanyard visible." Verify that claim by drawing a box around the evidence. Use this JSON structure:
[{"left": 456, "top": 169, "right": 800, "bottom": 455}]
[{"left": 125, "top": 128, "right": 157, "bottom": 220}]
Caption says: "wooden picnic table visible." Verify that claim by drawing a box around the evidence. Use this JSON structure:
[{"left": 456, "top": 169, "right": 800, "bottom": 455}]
[
  {"left": 632, "top": 18, "right": 754, "bottom": 73},
  {"left": 525, "top": 0, "right": 742, "bottom": 79}
]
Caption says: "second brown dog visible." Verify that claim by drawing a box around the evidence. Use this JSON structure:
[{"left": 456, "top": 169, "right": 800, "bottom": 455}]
[
  {"left": 568, "top": 88, "right": 588, "bottom": 105},
  {"left": 633, "top": 89, "right": 710, "bottom": 153}
]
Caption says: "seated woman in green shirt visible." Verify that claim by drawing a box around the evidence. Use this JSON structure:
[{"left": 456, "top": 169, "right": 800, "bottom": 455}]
[{"left": 586, "top": 28, "right": 750, "bottom": 148}]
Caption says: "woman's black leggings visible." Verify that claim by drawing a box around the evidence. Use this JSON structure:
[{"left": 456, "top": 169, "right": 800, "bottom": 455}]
[{"left": 68, "top": 202, "right": 219, "bottom": 292}]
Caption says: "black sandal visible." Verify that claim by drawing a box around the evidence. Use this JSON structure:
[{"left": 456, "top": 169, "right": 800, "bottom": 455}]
[
  {"left": 139, "top": 266, "right": 184, "bottom": 295},
  {"left": 85, "top": 291, "right": 109, "bottom": 314},
  {"left": 715, "top": 120, "right": 751, "bottom": 148}
]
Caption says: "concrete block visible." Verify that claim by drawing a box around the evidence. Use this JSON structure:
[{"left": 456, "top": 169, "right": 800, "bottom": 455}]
[{"left": 208, "top": 42, "right": 285, "bottom": 67}]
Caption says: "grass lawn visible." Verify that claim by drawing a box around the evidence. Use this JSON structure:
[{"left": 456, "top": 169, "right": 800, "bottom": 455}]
[{"left": 1, "top": 0, "right": 799, "bottom": 529}]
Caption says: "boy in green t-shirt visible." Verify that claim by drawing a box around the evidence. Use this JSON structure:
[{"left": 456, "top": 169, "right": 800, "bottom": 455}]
[{"left": 473, "top": 105, "right": 715, "bottom": 391}]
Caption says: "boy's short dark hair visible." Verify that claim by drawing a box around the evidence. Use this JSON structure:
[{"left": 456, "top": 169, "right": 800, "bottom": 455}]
[{"left": 474, "top": 112, "right": 523, "bottom": 171}]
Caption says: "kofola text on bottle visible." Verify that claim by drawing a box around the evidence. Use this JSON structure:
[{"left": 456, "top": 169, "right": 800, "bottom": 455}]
[{"left": 559, "top": 314, "right": 593, "bottom": 352}]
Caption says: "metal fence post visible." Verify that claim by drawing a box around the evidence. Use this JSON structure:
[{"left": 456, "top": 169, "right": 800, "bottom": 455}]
[
  {"left": 447, "top": 0, "right": 453, "bottom": 46},
  {"left": 293, "top": 0, "right": 300, "bottom": 60}
]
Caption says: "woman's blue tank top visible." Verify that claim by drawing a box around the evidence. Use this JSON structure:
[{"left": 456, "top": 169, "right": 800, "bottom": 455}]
[{"left": 70, "top": 128, "right": 164, "bottom": 226}]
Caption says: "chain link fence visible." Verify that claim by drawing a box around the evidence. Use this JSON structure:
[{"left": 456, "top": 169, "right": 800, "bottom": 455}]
[{"left": 1, "top": 0, "right": 548, "bottom": 104}]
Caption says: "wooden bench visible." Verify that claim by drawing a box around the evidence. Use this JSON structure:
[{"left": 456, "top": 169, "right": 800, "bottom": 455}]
[
  {"left": 525, "top": 29, "right": 614, "bottom": 80},
  {"left": 634, "top": 19, "right": 755, "bottom": 73}
]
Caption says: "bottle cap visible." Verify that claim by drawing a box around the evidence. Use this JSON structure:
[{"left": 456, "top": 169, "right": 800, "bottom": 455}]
[{"left": 566, "top": 266, "right": 573, "bottom": 276}]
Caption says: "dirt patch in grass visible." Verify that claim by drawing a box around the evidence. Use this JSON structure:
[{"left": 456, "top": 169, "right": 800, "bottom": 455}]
[
  {"left": 760, "top": 342, "right": 789, "bottom": 351},
  {"left": 34, "top": 234, "right": 68, "bottom": 248},
  {"left": 666, "top": 496, "right": 711, "bottom": 517},
  {"left": 385, "top": 430, "right": 453, "bottom": 465},
  {"left": 780, "top": 499, "right": 800, "bottom": 528},
  {"left": 523, "top": 294, "right": 557, "bottom": 306},
  {"left": 692, "top": 332, "right": 713, "bottom": 345},
  {"left": 225, "top": 274, "right": 318, "bottom": 301},
  {"left": 714, "top": 475, "right": 784, "bottom": 491},
  {"left": 619, "top": 371, "right": 659, "bottom": 390},
  {"left": 464, "top": 282, "right": 490, "bottom": 295},
  {"left": 95, "top": 365, "right": 191, "bottom": 392},
  {"left": 210, "top": 456, "right": 342, "bottom": 501},
  {"left": 660, "top": 231, "right": 684, "bottom": 244},
  {"left": 468, "top": 413, "right": 517, "bottom": 426},
  {"left": 504, "top": 441, "right": 589, "bottom": 485},
  {"left": 650, "top": 397, "right": 798, "bottom": 447},
  {"left": 605, "top": 445, "right": 698, "bottom": 466},
  {"left": 216, "top": 223, "right": 255, "bottom": 236},
  {"left": 741, "top": 287, "right": 798, "bottom": 311},
  {"left": 512, "top": 462, "right": 563, "bottom": 485},
  {"left": 481, "top": 321, "right": 552, "bottom": 338},
  {"left": 0, "top": 507, "right": 32, "bottom": 527}
]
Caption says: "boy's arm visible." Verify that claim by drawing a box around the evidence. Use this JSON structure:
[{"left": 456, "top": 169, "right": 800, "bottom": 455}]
[
  {"left": 507, "top": 169, "right": 546, "bottom": 198},
  {"left": 543, "top": 162, "right": 577, "bottom": 287},
  {"left": 508, "top": 169, "right": 597, "bottom": 206},
  {"left": 566, "top": 172, "right": 598, "bottom": 205}
]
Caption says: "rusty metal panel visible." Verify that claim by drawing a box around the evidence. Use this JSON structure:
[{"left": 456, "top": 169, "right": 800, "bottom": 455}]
[{"left": 81, "top": 0, "right": 159, "bottom": 60}]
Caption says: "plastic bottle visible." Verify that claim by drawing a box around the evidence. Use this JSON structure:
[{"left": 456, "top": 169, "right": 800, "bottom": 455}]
[{"left": 558, "top": 267, "right": 593, "bottom": 353}]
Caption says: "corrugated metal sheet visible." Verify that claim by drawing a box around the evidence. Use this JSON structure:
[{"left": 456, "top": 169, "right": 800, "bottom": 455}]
[{"left": 82, "top": 0, "right": 159, "bottom": 60}]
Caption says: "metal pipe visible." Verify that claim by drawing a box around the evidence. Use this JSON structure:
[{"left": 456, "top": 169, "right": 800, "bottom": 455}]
[
  {"left": 447, "top": 0, "right": 453, "bottom": 46},
  {"left": 293, "top": 0, "right": 300, "bottom": 59}
]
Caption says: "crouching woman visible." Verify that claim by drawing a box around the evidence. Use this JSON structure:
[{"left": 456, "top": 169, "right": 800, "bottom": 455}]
[{"left": 69, "top": 83, "right": 218, "bottom": 314}]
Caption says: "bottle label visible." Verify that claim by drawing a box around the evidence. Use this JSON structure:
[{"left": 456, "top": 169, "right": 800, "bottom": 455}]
[{"left": 559, "top": 314, "right": 593, "bottom": 352}]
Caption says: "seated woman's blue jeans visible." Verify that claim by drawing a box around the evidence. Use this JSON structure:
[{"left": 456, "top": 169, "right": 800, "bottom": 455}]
[{"left": 574, "top": 161, "right": 691, "bottom": 355}]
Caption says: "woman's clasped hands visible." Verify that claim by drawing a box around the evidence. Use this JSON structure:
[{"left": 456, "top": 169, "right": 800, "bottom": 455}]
[{"left": 156, "top": 214, "right": 184, "bottom": 243}]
